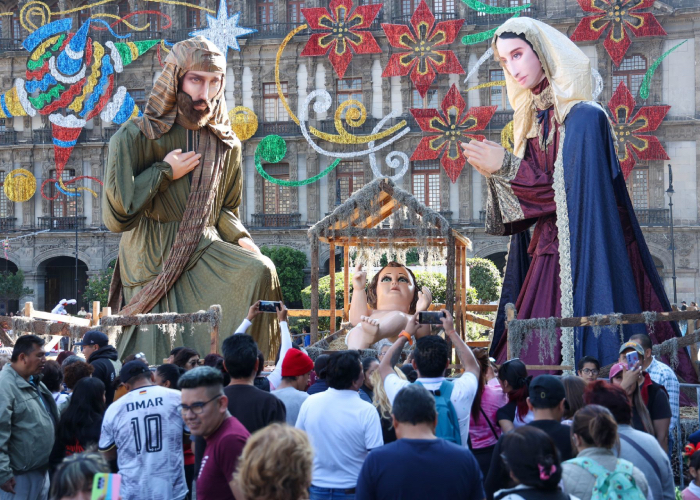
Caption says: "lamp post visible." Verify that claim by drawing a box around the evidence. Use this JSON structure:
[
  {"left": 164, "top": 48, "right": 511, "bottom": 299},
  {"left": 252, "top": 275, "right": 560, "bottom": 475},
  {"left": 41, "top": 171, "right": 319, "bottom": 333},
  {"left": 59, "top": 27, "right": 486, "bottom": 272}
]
[
  {"left": 74, "top": 181, "right": 79, "bottom": 312},
  {"left": 667, "top": 164, "right": 677, "bottom": 304}
]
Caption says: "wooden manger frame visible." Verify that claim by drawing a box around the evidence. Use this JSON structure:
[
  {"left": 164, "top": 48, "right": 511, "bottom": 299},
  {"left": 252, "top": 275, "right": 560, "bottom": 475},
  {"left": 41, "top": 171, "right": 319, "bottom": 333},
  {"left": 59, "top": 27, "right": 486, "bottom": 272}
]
[
  {"left": 308, "top": 178, "right": 476, "bottom": 346},
  {"left": 0, "top": 302, "right": 222, "bottom": 355},
  {"left": 504, "top": 302, "right": 700, "bottom": 374}
]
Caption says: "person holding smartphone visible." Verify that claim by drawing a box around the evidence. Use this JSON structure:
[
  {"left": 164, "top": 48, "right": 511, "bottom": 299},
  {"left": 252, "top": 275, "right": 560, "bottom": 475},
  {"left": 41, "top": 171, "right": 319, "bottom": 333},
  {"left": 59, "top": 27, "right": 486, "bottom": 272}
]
[{"left": 616, "top": 342, "right": 672, "bottom": 451}]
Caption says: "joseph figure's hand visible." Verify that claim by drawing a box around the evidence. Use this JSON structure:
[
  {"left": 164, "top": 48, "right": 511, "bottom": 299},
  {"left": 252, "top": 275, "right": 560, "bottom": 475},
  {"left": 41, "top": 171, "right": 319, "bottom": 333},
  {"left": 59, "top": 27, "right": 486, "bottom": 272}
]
[{"left": 164, "top": 149, "right": 202, "bottom": 180}]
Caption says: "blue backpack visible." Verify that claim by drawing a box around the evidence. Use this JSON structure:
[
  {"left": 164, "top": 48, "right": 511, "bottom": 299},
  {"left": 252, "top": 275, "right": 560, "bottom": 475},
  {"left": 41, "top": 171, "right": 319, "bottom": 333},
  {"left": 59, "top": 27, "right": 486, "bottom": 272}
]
[{"left": 416, "top": 380, "right": 461, "bottom": 445}]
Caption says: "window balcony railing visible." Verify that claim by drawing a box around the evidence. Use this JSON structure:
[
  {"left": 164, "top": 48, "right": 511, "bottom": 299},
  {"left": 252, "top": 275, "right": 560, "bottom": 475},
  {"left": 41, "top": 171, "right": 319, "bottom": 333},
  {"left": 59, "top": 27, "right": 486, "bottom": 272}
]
[
  {"left": 246, "top": 23, "right": 310, "bottom": 39},
  {"left": 635, "top": 208, "right": 670, "bottom": 226},
  {"left": 33, "top": 129, "right": 52, "bottom": 144},
  {"left": 392, "top": 12, "right": 458, "bottom": 24},
  {"left": 0, "top": 131, "right": 17, "bottom": 146},
  {"left": 103, "top": 127, "right": 120, "bottom": 142},
  {"left": 38, "top": 216, "right": 87, "bottom": 231},
  {"left": 466, "top": 6, "right": 537, "bottom": 25},
  {"left": 251, "top": 213, "right": 302, "bottom": 228},
  {"left": 0, "top": 39, "right": 22, "bottom": 52},
  {"left": 0, "top": 218, "right": 16, "bottom": 232},
  {"left": 254, "top": 121, "right": 299, "bottom": 137},
  {"left": 487, "top": 111, "right": 514, "bottom": 130}
]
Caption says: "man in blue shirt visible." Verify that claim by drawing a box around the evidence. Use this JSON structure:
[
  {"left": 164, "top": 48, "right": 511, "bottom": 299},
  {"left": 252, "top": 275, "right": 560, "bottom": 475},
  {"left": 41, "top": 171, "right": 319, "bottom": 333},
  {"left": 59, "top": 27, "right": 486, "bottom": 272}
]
[{"left": 356, "top": 384, "right": 485, "bottom": 500}]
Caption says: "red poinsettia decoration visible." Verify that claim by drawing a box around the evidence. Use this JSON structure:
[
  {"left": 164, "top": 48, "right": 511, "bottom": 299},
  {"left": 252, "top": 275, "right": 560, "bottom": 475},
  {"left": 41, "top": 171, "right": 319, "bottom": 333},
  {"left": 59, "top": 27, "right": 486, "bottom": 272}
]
[
  {"left": 410, "top": 84, "right": 497, "bottom": 183},
  {"left": 381, "top": 0, "right": 464, "bottom": 98},
  {"left": 300, "top": 0, "right": 382, "bottom": 79},
  {"left": 607, "top": 81, "right": 669, "bottom": 180},
  {"left": 570, "top": 0, "right": 666, "bottom": 67}
]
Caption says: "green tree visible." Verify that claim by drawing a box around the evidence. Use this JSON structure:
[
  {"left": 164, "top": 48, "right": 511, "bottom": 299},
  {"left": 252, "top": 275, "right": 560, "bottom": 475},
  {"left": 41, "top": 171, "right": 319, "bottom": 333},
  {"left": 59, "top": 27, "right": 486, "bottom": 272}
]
[
  {"left": 0, "top": 270, "right": 33, "bottom": 300},
  {"left": 83, "top": 260, "right": 116, "bottom": 306},
  {"left": 467, "top": 258, "right": 502, "bottom": 303},
  {"left": 260, "top": 246, "right": 308, "bottom": 308}
]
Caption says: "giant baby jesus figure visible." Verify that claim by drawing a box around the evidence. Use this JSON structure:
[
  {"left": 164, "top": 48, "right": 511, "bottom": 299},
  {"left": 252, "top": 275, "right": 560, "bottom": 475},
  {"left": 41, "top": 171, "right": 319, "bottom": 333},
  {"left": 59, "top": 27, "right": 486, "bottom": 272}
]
[
  {"left": 104, "top": 37, "right": 281, "bottom": 361},
  {"left": 345, "top": 261, "right": 433, "bottom": 350}
]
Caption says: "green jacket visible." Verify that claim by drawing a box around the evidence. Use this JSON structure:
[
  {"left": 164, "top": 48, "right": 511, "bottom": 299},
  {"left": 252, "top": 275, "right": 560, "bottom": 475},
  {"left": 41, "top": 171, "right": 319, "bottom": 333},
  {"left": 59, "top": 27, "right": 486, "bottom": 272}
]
[{"left": 0, "top": 365, "right": 58, "bottom": 485}]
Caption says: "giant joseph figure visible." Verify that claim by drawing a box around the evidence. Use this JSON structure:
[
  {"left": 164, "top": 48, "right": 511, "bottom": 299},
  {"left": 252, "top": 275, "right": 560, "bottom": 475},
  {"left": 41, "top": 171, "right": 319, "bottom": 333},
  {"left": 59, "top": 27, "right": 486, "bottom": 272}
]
[{"left": 103, "top": 37, "right": 281, "bottom": 361}]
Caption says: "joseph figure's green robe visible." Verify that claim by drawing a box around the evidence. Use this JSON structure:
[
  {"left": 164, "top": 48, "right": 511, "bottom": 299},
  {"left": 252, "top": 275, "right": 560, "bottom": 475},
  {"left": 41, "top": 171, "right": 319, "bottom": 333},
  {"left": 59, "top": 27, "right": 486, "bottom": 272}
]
[{"left": 103, "top": 121, "right": 281, "bottom": 362}]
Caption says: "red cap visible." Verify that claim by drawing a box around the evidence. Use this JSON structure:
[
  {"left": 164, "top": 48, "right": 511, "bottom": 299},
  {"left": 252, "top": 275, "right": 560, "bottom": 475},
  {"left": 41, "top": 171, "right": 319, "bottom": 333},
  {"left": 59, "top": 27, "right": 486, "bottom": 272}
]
[{"left": 282, "top": 349, "right": 314, "bottom": 378}]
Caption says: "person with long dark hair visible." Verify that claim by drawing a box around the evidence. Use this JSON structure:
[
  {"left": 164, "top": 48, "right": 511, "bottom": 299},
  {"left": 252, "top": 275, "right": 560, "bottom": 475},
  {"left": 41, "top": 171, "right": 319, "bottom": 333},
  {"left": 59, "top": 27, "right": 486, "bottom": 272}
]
[
  {"left": 496, "top": 359, "right": 533, "bottom": 432},
  {"left": 494, "top": 426, "right": 574, "bottom": 500},
  {"left": 469, "top": 348, "right": 507, "bottom": 479},
  {"left": 174, "top": 348, "right": 200, "bottom": 372},
  {"left": 49, "top": 378, "right": 106, "bottom": 470}
]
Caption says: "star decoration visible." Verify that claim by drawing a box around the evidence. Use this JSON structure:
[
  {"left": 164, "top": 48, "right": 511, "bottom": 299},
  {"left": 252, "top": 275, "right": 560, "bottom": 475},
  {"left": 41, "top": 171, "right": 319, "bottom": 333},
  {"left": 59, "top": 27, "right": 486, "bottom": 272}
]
[
  {"left": 300, "top": 0, "right": 382, "bottom": 79},
  {"left": 190, "top": 0, "right": 257, "bottom": 56},
  {"left": 607, "top": 81, "right": 669, "bottom": 180},
  {"left": 381, "top": 0, "right": 465, "bottom": 98},
  {"left": 570, "top": 0, "right": 666, "bottom": 67},
  {"left": 410, "top": 84, "right": 497, "bottom": 183}
]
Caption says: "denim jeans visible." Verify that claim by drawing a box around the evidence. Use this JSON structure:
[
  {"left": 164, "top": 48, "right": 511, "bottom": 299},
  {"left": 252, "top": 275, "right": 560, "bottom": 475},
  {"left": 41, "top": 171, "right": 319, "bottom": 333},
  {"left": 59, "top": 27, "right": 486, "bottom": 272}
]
[{"left": 309, "top": 485, "right": 356, "bottom": 500}]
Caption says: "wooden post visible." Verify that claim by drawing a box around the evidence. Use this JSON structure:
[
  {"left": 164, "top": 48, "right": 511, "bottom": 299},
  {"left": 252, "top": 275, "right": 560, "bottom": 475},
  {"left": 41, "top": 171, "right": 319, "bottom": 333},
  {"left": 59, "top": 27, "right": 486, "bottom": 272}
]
[
  {"left": 24, "top": 301, "right": 33, "bottom": 319},
  {"left": 329, "top": 242, "right": 336, "bottom": 334},
  {"left": 461, "top": 246, "right": 468, "bottom": 339},
  {"left": 343, "top": 245, "right": 350, "bottom": 320},
  {"left": 91, "top": 301, "right": 100, "bottom": 327},
  {"left": 455, "top": 244, "right": 462, "bottom": 339},
  {"left": 445, "top": 232, "right": 456, "bottom": 362},
  {"left": 209, "top": 306, "right": 220, "bottom": 354},
  {"left": 310, "top": 237, "right": 319, "bottom": 344},
  {"left": 505, "top": 304, "right": 517, "bottom": 360}
]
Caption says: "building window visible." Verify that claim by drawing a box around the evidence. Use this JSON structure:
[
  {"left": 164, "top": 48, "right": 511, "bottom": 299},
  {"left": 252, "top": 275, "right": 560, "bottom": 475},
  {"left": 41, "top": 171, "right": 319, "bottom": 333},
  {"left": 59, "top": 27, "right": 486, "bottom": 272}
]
[
  {"left": 263, "top": 82, "right": 289, "bottom": 122},
  {"left": 412, "top": 160, "right": 440, "bottom": 210},
  {"left": 0, "top": 171, "right": 7, "bottom": 218},
  {"left": 401, "top": 0, "right": 416, "bottom": 16},
  {"left": 489, "top": 69, "right": 510, "bottom": 111},
  {"left": 411, "top": 84, "right": 438, "bottom": 109},
  {"left": 288, "top": 1, "right": 305, "bottom": 23},
  {"left": 0, "top": 119, "right": 5, "bottom": 131},
  {"left": 337, "top": 78, "right": 362, "bottom": 118},
  {"left": 129, "top": 89, "right": 146, "bottom": 110},
  {"left": 628, "top": 167, "right": 649, "bottom": 210},
  {"left": 612, "top": 54, "right": 647, "bottom": 97},
  {"left": 49, "top": 169, "right": 77, "bottom": 218},
  {"left": 337, "top": 161, "right": 365, "bottom": 204},
  {"left": 78, "top": 2, "right": 90, "bottom": 25},
  {"left": 263, "top": 164, "right": 291, "bottom": 214},
  {"left": 187, "top": 8, "right": 201, "bottom": 28},
  {"left": 433, "top": 0, "right": 455, "bottom": 16},
  {"left": 116, "top": 0, "right": 129, "bottom": 34},
  {"left": 10, "top": 7, "right": 20, "bottom": 40},
  {"left": 257, "top": 0, "right": 274, "bottom": 24}
]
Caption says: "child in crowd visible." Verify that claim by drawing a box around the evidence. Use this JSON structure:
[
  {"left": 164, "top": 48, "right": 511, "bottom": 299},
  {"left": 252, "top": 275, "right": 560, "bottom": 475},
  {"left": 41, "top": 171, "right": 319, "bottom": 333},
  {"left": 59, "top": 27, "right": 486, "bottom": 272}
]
[{"left": 683, "top": 448, "right": 700, "bottom": 500}]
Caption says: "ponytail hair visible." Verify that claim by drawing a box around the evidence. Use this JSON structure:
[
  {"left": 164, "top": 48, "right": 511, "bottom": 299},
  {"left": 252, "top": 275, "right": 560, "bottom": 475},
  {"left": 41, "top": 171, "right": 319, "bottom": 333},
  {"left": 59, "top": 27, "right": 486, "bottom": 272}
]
[
  {"left": 572, "top": 404, "right": 618, "bottom": 450},
  {"left": 500, "top": 426, "right": 562, "bottom": 490},
  {"left": 498, "top": 359, "right": 531, "bottom": 420}
]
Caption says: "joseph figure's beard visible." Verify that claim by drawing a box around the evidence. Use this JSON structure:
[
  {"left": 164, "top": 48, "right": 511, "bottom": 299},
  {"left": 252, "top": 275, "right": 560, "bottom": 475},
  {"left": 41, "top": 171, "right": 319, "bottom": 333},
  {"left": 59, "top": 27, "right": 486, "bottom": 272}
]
[{"left": 176, "top": 90, "right": 214, "bottom": 129}]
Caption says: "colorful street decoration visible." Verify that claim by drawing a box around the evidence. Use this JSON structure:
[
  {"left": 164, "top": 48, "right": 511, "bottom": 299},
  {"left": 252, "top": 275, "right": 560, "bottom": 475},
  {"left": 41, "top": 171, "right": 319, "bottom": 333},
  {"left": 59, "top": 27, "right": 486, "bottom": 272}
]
[
  {"left": 228, "top": 107, "right": 258, "bottom": 141},
  {"left": 607, "top": 81, "right": 670, "bottom": 180},
  {"left": 381, "top": 0, "right": 465, "bottom": 98},
  {"left": 3, "top": 169, "right": 37, "bottom": 202},
  {"left": 189, "top": 0, "right": 256, "bottom": 56},
  {"left": 570, "top": 0, "right": 667, "bottom": 67},
  {"left": 300, "top": 0, "right": 382, "bottom": 79},
  {"left": 410, "top": 84, "right": 497, "bottom": 183}
]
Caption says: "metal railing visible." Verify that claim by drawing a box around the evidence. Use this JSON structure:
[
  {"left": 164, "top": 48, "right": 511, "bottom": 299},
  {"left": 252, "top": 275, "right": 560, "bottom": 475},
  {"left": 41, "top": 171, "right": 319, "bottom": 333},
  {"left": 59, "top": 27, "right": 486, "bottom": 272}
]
[
  {"left": 33, "top": 130, "right": 52, "bottom": 145},
  {"left": 488, "top": 111, "right": 514, "bottom": 130},
  {"left": 466, "top": 5, "right": 537, "bottom": 25},
  {"left": 254, "top": 121, "right": 299, "bottom": 137},
  {"left": 0, "top": 131, "right": 17, "bottom": 146},
  {"left": 635, "top": 208, "right": 670, "bottom": 226},
  {"left": 0, "top": 218, "right": 16, "bottom": 232},
  {"left": 245, "top": 23, "right": 310, "bottom": 39},
  {"left": 38, "top": 216, "right": 87, "bottom": 231},
  {"left": 391, "top": 11, "right": 458, "bottom": 24},
  {"left": 0, "top": 39, "right": 22, "bottom": 52},
  {"left": 250, "top": 213, "right": 302, "bottom": 228}
]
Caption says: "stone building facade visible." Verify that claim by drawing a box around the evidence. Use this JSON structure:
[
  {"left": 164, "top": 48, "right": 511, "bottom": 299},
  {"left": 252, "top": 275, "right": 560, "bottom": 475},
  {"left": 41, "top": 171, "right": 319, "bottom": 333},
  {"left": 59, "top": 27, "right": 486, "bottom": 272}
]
[{"left": 0, "top": 0, "right": 698, "bottom": 313}]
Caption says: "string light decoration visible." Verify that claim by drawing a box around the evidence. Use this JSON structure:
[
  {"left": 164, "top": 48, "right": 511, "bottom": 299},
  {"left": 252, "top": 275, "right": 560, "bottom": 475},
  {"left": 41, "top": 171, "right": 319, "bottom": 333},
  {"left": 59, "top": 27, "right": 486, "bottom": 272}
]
[
  {"left": 228, "top": 106, "right": 258, "bottom": 141},
  {"left": 463, "top": 80, "right": 506, "bottom": 94},
  {"left": 189, "top": 0, "right": 256, "bottom": 56},
  {"left": 381, "top": 0, "right": 465, "bottom": 98},
  {"left": 501, "top": 121, "right": 514, "bottom": 153},
  {"left": 462, "top": 0, "right": 530, "bottom": 14},
  {"left": 570, "top": 0, "right": 666, "bottom": 67},
  {"left": 4, "top": 169, "right": 37, "bottom": 202},
  {"left": 461, "top": 14, "right": 520, "bottom": 46},
  {"left": 607, "top": 81, "right": 670, "bottom": 180},
  {"left": 254, "top": 135, "right": 341, "bottom": 187},
  {"left": 410, "top": 84, "right": 497, "bottom": 183},
  {"left": 639, "top": 40, "right": 687, "bottom": 99}
]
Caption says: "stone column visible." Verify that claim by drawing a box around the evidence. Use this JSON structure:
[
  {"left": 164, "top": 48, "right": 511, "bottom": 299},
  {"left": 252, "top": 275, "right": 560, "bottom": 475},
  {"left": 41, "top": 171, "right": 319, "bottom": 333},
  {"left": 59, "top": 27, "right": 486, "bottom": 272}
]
[{"left": 306, "top": 151, "right": 320, "bottom": 223}]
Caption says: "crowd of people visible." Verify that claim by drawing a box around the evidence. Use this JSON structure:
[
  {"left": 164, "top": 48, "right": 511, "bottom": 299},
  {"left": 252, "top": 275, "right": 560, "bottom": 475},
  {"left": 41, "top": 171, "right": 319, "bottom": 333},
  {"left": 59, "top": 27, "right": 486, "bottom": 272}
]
[{"left": 0, "top": 298, "right": 691, "bottom": 500}]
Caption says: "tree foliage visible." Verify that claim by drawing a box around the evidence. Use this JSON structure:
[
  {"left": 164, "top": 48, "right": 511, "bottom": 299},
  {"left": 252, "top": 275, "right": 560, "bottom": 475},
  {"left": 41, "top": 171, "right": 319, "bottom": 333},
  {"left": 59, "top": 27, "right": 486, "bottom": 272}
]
[
  {"left": 0, "top": 270, "right": 33, "bottom": 300},
  {"left": 260, "top": 246, "right": 308, "bottom": 307},
  {"left": 467, "top": 258, "right": 502, "bottom": 303},
  {"left": 83, "top": 260, "right": 116, "bottom": 307}
]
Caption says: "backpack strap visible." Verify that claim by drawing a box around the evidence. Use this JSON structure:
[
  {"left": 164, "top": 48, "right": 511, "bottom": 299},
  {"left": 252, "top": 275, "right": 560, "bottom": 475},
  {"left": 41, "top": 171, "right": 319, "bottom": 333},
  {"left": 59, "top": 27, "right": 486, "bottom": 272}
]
[
  {"left": 618, "top": 432, "right": 663, "bottom": 484},
  {"left": 480, "top": 407, "right": 500, "bottom": 440}
]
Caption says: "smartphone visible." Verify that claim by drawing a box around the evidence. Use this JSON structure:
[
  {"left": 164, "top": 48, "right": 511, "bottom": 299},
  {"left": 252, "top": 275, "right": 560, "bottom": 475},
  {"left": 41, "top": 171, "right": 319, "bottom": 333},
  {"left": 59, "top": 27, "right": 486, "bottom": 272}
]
[
  {"left": 626, "top": 351, "right": 640, "bottom": 370},
  {"left": 417, "top": 311, "right": 445, "bottom": 325},
  {"left": 259, "top": 301, "right": 281, "bottom": 313},
  {"left": 91, "top": 473, "right": 121, "bottom": 500}
]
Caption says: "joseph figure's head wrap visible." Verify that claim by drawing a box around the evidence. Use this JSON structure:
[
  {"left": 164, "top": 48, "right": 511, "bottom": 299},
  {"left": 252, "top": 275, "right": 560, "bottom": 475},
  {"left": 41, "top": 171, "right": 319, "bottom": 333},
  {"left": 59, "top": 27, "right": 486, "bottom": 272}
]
[
  {"left": 133, "top": 36, "right": 236, "bottom": 148},
  {"left": 492, "top": 18, "right": 593, "bottom": 158}
]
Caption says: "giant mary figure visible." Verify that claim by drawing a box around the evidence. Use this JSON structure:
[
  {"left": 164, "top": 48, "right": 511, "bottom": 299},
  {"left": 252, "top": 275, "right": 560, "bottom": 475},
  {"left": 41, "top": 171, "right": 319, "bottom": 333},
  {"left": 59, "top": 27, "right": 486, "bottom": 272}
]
[{"left": 463, "top": 18, "right": 694, "bottom": 379}]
